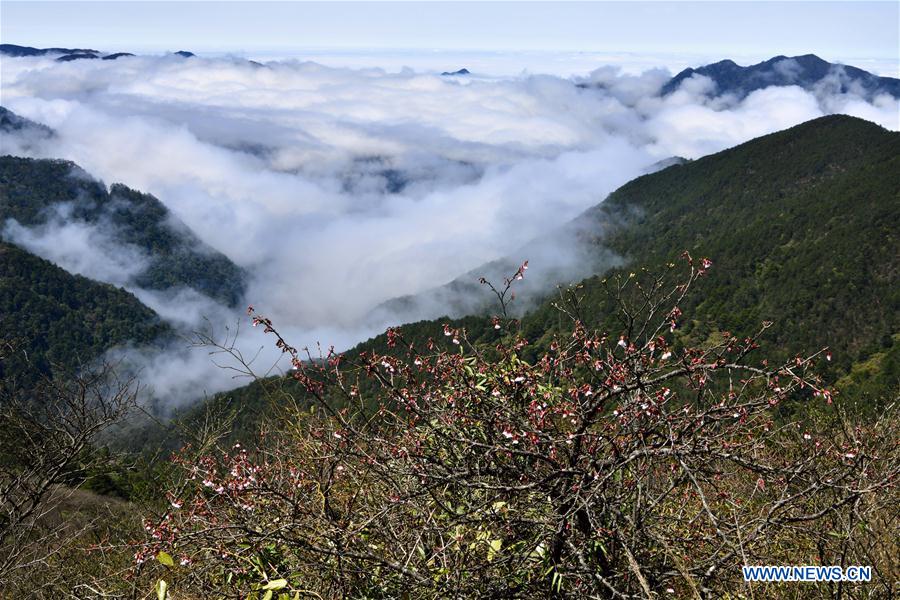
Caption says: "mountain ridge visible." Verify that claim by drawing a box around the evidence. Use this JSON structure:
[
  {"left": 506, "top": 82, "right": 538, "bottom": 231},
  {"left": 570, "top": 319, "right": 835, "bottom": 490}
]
[
  {"left": 0, "top": 43, "right": 187, "bottom": 61},
  {"left": 0, "top": 240, "right": 170, "bottom": 388},
  {"left": 0, "top": 154, "right": 248, "bottom": 307},
  {"left": 661, "top": 53, "right": 900, "bottom": 99}
]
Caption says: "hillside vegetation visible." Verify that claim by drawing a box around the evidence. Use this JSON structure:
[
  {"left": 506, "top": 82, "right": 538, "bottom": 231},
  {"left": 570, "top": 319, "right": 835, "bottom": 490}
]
[
  {"left": 525, "top": 115, "right": 899, "bottom": 386},
  {"left": 128, "top": 260, "right": 900, "bottom": 599},
  {"left": 0, "top": 155, "right": 247, "bottom": 306},
  {"left": 0, "top": 241, "right": 169, "bottom": 387}
]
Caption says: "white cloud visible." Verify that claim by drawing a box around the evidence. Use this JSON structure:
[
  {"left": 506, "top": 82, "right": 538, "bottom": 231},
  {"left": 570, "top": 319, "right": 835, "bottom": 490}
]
[{"left": 3, "top": 206, "right": 147, "bottom": 285}]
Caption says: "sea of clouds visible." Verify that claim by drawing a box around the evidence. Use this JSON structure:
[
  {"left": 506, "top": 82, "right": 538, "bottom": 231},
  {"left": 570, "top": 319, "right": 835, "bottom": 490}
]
[{"left": 1, "top": 52, "right": 897, "bottom": 406}]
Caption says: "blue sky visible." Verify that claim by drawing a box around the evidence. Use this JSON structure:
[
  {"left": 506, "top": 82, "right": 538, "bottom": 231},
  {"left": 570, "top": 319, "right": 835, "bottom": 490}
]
[{"left": 2, "top": 1, "right": 898, "bottom": 64}]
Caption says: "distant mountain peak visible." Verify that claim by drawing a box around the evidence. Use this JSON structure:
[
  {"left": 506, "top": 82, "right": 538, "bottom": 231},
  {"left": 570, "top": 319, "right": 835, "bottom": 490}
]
[
  {"left": 661, "top": 54, "right": 900, "bottom": 100},
  {"left": 0, "top": 43, "right": 99, "bottom": 57},
  {"left": 0, "top": 44, "right": 139, "bottom": 62},
  {"left": 792, "top": 53, "right": 825, "bottom": 62},
  {"left": 56, "top": 52, "right": 100, "bottom": 62},
  {"left": 441, "top": 68, "right": 470, "bottom": 76}
]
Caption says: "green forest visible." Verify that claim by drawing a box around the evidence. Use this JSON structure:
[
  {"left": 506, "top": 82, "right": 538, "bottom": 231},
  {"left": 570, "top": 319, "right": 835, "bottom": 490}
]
[{"left": 0, "top": 241, "right": 169, "bottom": 387}]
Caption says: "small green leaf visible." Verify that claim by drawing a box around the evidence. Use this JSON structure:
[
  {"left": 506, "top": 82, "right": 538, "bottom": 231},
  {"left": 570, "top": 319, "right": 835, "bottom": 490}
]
[
  {"left": 155, "top": 579, "right": 168, "bottom": 600},
  {"left": 263, "top": 579, "right": 288, "bottom": 590},
  {"left": 487, "top": 538, "right": 502, "bottom": 561},
  {"left": 552, "top": 571, "right": 564, "bottom": 592},
  {"left": 157, "top": 551, "right": 174, "bottom": 567},
  {"left": 262, "top": 591, "right": 273, "bottom": 600}
]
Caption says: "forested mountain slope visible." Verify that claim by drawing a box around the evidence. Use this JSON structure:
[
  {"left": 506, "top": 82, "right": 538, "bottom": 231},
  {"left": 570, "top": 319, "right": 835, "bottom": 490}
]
[
  {"left": 525, "top": 115, "right": 898, "bottom": 375},
  {"left": 0, "top": 155, "right": 246, "bottom": 306},
  {"left": 0, "top": 241, "right": 169, "bottom": 387},
  {"left": 0, "top": 106, "right": 54, "bottom": 138}
]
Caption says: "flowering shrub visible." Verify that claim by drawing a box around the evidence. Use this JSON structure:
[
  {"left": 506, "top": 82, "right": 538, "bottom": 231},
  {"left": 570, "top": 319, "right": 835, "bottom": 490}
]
[{"left": 136, "top": 256, "right": 898, "bottom": 598}]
